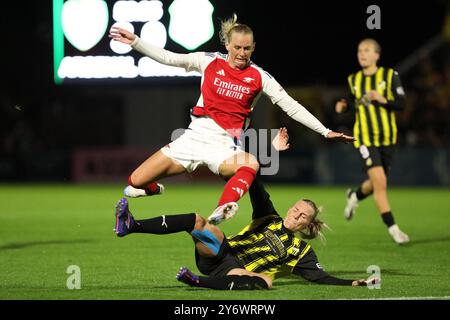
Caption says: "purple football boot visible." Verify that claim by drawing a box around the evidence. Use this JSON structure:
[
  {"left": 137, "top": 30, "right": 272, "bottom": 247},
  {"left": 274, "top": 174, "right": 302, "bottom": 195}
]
[
  {"left": 176, "top": 267, "right": 200, "bottom": 287},
  {"left": 114, "top": 198, "right": 135, "bottom": 237}
]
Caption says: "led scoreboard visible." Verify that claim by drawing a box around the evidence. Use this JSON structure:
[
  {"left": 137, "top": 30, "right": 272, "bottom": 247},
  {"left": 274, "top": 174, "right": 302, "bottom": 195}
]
[{"left": 53, "top": 0, "right": 215, "bottom": 83}]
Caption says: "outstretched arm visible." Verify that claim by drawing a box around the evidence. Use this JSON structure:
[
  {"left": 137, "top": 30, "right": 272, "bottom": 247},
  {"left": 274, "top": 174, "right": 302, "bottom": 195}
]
[
  {"left": 109, "top": 26, "right": 137, "bottom": 44},
  {"left": 109, "top": 26, "right": 204, "bottom": 71},
  {"left": 291, "top": 248, "right": 377, "bottom": 287},
  {"left": 277, "top": 95, "right": 354, "bottom": 143},
  {"left": 261, "top": 74, "right": 354, "bottom": 143}
]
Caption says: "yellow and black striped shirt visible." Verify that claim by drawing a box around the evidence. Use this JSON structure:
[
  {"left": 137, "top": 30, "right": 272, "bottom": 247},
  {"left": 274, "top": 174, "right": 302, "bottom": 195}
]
[
  {"left": 227, "top": 215, "right": 311, "bottom": 279},
  {"left": 347, "top": 67, "right": 405, "bottom": 148}
]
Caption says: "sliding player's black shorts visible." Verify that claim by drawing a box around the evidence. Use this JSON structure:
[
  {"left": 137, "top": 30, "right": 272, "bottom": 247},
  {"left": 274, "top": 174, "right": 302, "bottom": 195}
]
[{"left": 195, "top": 240, "right": 244, "bottom": 277}]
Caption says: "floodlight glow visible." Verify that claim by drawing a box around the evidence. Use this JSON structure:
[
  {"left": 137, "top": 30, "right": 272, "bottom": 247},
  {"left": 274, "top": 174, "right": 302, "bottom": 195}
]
[
  {"left": 137, "top": 0, "right": 163, "bottom": 21},
  {"left": 168, "top": 0, "right": 214, "bottom": 50},
  {"left": 53, "top": 0, "right": 212, "bottom": 82},
  {"left": 138, "top": 57, "right": 200, "bottom": 77},
  {"left": 53, "top": 0, "right": 64, "bottom": 84},
  {"left": 57, "top": 55, "right": 201, "bottom": 78},
  {"left": 110, "top": 21, "right": 135, "bottom": 54},
  {"left": 140, "top": 21, "right": 167, "bottom": 48},
  {"left": 61, "top": 0, "right": 109, "bottom": 51},
  {"left": 113, "top": 0, "right": 163, "bottom": 22},
  {"left": 58, "top": 56, "right": 139, "bottom": 78}
]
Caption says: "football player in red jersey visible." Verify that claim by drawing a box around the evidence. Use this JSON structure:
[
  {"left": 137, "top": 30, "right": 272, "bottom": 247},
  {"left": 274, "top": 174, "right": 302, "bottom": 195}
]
[{"left": 109, "top": 14, "right": 354, "bottom": 224}]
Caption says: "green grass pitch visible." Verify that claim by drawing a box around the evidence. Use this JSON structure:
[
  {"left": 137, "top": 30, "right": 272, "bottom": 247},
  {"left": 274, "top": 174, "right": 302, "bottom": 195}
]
[{"left": 0, "top": 183, "right": 449, "bottom": 300}]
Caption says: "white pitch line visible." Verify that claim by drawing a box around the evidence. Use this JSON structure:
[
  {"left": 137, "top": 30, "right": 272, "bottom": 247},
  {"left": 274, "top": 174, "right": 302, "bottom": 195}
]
[{"left": 343, "top": 296, "right": 450, "bottom": 300}]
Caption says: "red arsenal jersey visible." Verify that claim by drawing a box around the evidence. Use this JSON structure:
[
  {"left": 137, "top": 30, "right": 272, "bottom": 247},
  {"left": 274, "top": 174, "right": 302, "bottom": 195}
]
[
  {"left": 192, "top": 53, "right": 266, "bottom": 135},
  {"left": 132, "top": 38, "right": 331, "bottom": 138}
]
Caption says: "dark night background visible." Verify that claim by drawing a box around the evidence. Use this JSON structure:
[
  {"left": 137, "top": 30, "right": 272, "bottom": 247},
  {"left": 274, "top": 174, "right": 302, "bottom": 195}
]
[
  {"left": 3, "top": 1, "right": 447, "bottom": 89},
  {"left": 1, "top": 0, "right": 449, "bottom": 185}
]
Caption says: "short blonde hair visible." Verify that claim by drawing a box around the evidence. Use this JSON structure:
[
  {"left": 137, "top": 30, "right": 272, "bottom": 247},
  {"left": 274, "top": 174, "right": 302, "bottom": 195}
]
[
  {"left": 359, "top": 38, "right": 382, "bottom": 54},
  {"left": 219, "top": 13, "right": 254, "bottom": 45}
]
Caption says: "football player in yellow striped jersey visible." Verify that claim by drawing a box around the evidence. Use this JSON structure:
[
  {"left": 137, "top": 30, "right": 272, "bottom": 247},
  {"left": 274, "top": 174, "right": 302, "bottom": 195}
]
[
  {"left": 114, "top": 129, "right": 376, "bottom": 290},
  {"left": 335, "top": 38, "right": 409, "bottom": 244}
]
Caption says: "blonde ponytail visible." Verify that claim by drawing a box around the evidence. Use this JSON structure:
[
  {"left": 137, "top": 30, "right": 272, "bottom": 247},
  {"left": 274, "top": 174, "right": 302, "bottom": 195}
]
[
  {"left": 219, "top": 13, "right": 254, "bottom": 45},
  {"left": 299, "top": 218, "right": 330, "bottom": 244},
  {"left": 298, "top": 201, "right": 331, "bottom": 244}
]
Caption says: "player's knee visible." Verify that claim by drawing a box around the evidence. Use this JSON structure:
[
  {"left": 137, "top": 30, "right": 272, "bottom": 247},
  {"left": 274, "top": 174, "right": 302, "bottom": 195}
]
[
  {"left": 194, "top": 214, "right": 207, "bottom": 230},
  {"left": 372, "top": 177, "right": 387, "bottom": 191},
  {"left": 246, "top": 154, "right": 259, "bottom": 172},
  {"left": 234, "top": 153, "right": 259, "bottom": 172},
  {"left": 128, "top": 172, "right": 144, "bottom": 188},
  {"left": 377, "top": 182, "right": 387, "bottom": 192},
  {"left": 128, "top": 174, "right": 137, "bottom": 187},
  {"left": 247, "top": 161, "right": 260, "bottom": 172},
  {"left": 191, "top": 219, "right": 223, "bottom": 256}
]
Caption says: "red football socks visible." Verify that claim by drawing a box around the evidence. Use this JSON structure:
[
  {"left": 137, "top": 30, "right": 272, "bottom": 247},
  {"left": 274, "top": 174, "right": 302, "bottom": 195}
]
[
  {"left": 128, "top": 176, "right": 160, "bottom": 195},
  {"left": 217, "top": 166, "right": 257, "bottom": 206}
]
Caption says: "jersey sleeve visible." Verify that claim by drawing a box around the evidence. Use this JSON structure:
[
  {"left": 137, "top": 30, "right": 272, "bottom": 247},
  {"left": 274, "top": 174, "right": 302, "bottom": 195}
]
[
  {"left": 131, "top": 37, "right": 212, "bottom": 72},
  {"left": 291, "top": 247, "right": 353, "bottom": 285},
  {"left": 249, "top": 177, "right": 279, "bottom": 220},
  {"left": 260, "top": 70, "right": 331, "bottom": 137},
  {"left": 384, "top": 70, "right": 406, "bottom": 111},
  {"left": 345, "top": 73, "right": 356, "bottom": 111}
]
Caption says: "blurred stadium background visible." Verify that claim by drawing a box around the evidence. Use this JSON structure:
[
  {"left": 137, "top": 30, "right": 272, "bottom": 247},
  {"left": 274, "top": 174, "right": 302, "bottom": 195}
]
[
  {"left": 1, "top": 0, "right": 449, "bottom": 301},
  {"left": 2, "top": 0, "right": 449, "bottom": 186}
]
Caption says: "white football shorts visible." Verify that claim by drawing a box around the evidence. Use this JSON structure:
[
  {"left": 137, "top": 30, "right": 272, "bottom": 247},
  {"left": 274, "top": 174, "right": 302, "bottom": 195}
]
[{"left": 161, "top": 116, "right": 244, "bottom": 175}]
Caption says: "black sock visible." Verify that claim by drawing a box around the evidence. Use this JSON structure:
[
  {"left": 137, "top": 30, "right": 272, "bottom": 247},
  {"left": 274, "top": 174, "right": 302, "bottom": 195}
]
[
  {"left": 197, "top": 275, "right": 268, "bottom": 290},
  {"left": 130, "top": 213, "right": 196, "bottom": 234},
  {"left": 381, "top": 211, "right": 395, "bottom": 227},
  {"left": 249, "top": 177, "right": 278, "bottom": 216},
  {"left": 355, "top": 186, "right": 371, "bottom": 201}
]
